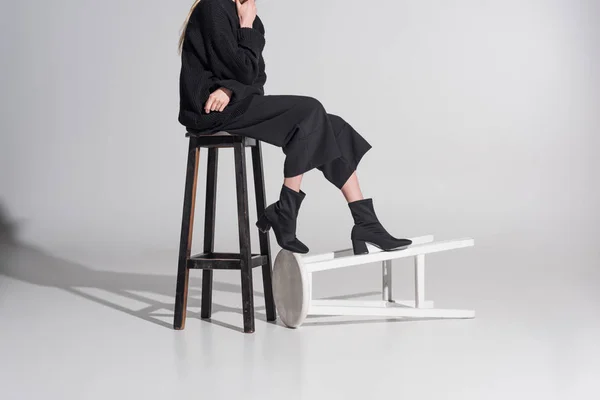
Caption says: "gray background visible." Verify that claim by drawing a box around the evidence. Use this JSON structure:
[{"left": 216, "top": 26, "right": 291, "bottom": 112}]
[
  {"left": 1, "top": 0, "right": 599, "bottom": 255},
  {"left": 1, "top": 0, "right": 599, "bottom": 399}
]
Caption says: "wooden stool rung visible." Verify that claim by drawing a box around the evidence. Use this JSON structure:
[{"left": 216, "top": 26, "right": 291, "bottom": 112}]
[{"left": 188, "top": 253, "right": 269, "bottom": 270}]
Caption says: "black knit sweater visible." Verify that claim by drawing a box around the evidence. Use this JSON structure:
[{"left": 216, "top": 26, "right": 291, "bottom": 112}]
[{"left": 178, "top": 0, "right": 267, "bottom": 132}]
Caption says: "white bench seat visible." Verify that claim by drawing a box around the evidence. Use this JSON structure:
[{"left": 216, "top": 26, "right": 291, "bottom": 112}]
[{"left": 272, "top": 235, "right": 476, "bottom": 328}]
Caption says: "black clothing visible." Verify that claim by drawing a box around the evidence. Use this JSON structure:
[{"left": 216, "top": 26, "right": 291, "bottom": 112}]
[
  {"left": 256, "top": 184, "right": 310, "bottom": 253},
  {"left": 178, "top": 0, "right": 372, "bottom": 189},
  {"left": 216, "top": 94, "right": 372, "bottom": 189},
  {"left": 348, "top": 198, "right": 413, "bottom": 255},
  {"left": 179, "top": 0, "right": 267, "bottom": 131}
]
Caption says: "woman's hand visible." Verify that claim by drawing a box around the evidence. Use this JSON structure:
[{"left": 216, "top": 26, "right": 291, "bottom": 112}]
[
  {"left": 236, "top": 0, "right": 257, "bottom": 28},
  {"left": 204, "top": 87, "right": 232, "bottom": 113}
]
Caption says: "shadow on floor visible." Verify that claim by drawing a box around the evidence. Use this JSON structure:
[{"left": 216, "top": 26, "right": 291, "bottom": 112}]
[
  {"left": 0, "top": 202, "right": 17, "bottom": 245},
  {"left": 0, "top": 202, "right": 431, "bottom": 332},
  {"left": 0, "top": 240, "right": 278, "bottom": 332},
  {"left": 0, "top": 201, "right": 280, "bottom": 332}
]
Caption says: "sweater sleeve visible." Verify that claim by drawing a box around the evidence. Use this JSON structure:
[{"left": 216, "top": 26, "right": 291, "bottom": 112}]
[
  {"left": 209, "top": 78, "right": 252, "bottom": 103},
  {"left": 253, "top": 16, "right": 267, "bottom": 95},
  {"left": 253, "top": 53, "right": 267, "bottom": 95},
  {"left": 198, "top": 1, "right": 266, "bottom": 86}
]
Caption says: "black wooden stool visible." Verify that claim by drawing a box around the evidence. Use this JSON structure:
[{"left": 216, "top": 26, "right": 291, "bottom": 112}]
[{"left": 173, "top": 130, "right": 277, "bottom": 333}]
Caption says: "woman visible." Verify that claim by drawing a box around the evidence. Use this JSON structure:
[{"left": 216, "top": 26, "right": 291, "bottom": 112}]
[{"left": 178, "top": 0, "right": 412, "bottom": 255}]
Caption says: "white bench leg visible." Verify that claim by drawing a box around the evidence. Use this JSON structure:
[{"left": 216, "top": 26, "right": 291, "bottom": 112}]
[
  {"left": 382, "top": 259, "right": 393, "bottom": 302},
  {"left": 414, "top": 254, "right": 425, "bottom": 308}
]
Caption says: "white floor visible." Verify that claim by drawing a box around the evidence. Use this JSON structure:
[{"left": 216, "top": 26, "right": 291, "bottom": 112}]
[{"left": 1, "top": 232, "right": 599, "bottom": 400}]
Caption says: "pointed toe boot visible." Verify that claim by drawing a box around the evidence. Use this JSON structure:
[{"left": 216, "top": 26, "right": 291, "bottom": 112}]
[
  {"left": 348, "top": 198, "right": 412, "bottom": 255},
  {"left": 256, "top": 184, "right": 309, "bottom": 254}
]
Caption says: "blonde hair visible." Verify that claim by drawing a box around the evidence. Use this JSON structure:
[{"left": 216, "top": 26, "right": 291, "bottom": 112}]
[{"left": 178, "top": 0, "right": 202, "bottom": 55}]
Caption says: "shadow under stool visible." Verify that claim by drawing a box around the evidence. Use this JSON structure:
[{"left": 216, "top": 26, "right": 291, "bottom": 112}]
[{"left": 173, "top": 130, "right": 277, "bottom": 333}]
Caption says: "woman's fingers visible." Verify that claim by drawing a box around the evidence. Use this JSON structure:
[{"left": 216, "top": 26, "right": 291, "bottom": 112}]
[
  {"left": 205, "top": 93, "right": 230, "bottom": 113},
  {"left": 204, "top": 97, "right": 213, "bottom": 113},
  {"left": 236, "top": 0, "right": 257, "bottom": 27},
  {"left": 205, "top": 96, "right": 219, "bottom": 113}
]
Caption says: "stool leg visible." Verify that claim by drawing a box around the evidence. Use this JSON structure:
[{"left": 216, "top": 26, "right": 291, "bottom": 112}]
[
  {"left": 201, "top": 147, "right": 219, "bottom": 319},
  {"left": 251, "top": 142, "right": 277, "bottom": 322},
  {"left": 234, "top": 141, "right": 255, "bottom": 333},
  {"left": 174, "top": 138, "right": 200, "bottom": 330}
]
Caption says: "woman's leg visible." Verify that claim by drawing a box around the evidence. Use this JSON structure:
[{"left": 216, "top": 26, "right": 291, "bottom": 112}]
[
  {"left": 284, "top": 174, "right": 303, "bottom": 193},
  {"left": 222, "top": 95, "right": 371, "bottom": 200},
  {"left": 219, "top": 95, "right": 351, "bottom": 180},
  {"left": 340, "top": 171, "right": 364, "bottom": 203},
  {"left": 315, "top": 113, "right": 371, "bottom": 191},
  {"left": 314, "top": 113, "right": 371, "bottom": 201},
  {"left": 218, "top": 94, "right": 347, "bottom": 252},
  {"left": 311, "top": 114, "right": 412, "bottom": 254},
  {"left": 218, "top": 95, "right": 372, "bottom": 186},
  {"left": 216, "top": 94, "right": 373, "bottom": 253}
]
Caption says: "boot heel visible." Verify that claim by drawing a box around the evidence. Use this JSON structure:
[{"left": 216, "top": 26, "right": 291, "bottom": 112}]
[
  {"left": 256, "top": 213, "right": 271, "bottom": 233},
  {"left": 352, "top": 239, "right": 368, "bottom": 255}
]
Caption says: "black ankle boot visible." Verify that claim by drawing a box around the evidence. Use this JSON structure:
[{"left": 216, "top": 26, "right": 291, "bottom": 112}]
[
  {"left": 348, "top": 198, "right": 412, "bottom": 255},
  {"left": 256, "top": 184, "right": 309, "bottom": 254}
]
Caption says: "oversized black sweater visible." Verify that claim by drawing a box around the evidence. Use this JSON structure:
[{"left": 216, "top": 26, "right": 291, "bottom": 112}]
[{"left": 179, "top": 0, "right": 267, "bottom": 132}]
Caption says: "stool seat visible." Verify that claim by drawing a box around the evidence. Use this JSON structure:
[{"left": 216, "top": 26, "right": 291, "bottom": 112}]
[
  {"left": 173, "top": 130, "right": 276, "bottom": 333},
  {"left": 185, "top": 129, "right": 257, "bottom": 148},
  {"left": 186, "top": 129, "right": 233, "bottom": 136}
]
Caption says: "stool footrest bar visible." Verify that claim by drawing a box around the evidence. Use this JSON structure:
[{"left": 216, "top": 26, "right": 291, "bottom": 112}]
[{"left": 188, "top": 253, "right": 268, "bottom": 270}]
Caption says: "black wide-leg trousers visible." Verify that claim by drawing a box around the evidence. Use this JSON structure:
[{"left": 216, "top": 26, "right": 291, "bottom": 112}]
[{"left": 216, "top": 95, "right": 373, "bottom": 189}]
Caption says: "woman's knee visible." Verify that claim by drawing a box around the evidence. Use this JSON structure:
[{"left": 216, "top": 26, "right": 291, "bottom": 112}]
[
  {"left": 327, "top": 113, "right": 344, "bottom": 127},
  {"left": 297, "top": 96, "right": 325, "bottom": 114},
  {"left": 292, "top": 96, "right": 329, "bottom": 139}
]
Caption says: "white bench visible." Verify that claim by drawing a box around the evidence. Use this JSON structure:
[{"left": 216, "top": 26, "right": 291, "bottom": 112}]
[{"left": 272, "top": 235, "right": 475, "bottom": 328}]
